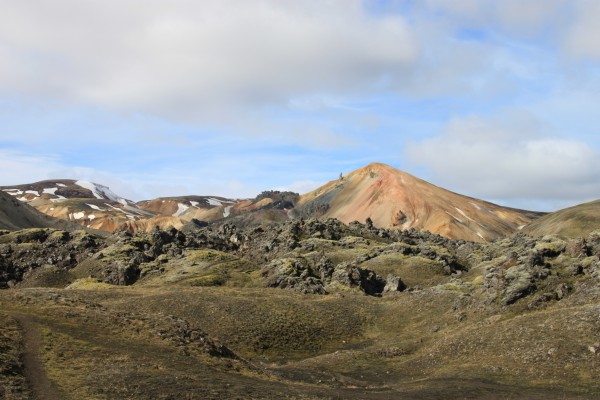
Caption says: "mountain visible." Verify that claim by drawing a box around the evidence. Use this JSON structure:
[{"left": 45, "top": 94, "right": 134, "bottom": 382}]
[
  {"left": 137, "top": 196, "right": 238, "bottom": 222},
  {"left": 1, "top": 165, "right": 546, "bottom": 241},
  {"left": 522, "top": 199, "right": 600, "bottom": 238},
  {"left": 0, "top": 190, "right": 74, "bottom": 231},
  {"left": 293, "top": 162, "right": 543, "bottom": 242},
  {"left": 1, "top": 180, "right": 249, "bottom": 233},
  {"left": 0, "top": 180, "right": 154, "bottom": 232}
]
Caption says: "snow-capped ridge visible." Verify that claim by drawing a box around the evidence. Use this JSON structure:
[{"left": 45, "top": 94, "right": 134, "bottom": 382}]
[{"left": 75, "top": 180, "right": 132, "bottom": 205}]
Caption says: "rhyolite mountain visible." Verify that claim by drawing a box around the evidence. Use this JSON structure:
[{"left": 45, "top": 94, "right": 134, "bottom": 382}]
[
  {"left": 0, "top": 180, "right": 244, "bottom": 233},
  {"left": 1, "top": 179, "right": 299, "bottom": 234},
  {"left": 0, "top": 162, "right": 574, "bottom": 242},
  {"left": 294, "top": 163, "right": 543, "bottom": 242},
  {"left": 0, "top": 179, "right": 156, "bottom": 232}
]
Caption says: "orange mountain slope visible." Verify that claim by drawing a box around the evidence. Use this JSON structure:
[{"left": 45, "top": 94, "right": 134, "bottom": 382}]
[{"left": 294, "top": 163, "right": 543, "bottom": 242}]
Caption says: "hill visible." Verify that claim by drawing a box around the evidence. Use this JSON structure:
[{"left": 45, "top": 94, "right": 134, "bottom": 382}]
[
  {"left": 523, "top": 199, "right": 600, "bottom": 238},
  {"left": 294, "top": 163, "right": 542, "bottom": 242}
]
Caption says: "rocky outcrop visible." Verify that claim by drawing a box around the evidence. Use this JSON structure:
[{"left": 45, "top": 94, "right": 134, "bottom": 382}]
[
  {"left": 156, "top": 315, "right": 237, "bottom": 358},
  {"left": 482, "top": 233, "right": 600, "bottom": 306},
  {"left": 261, "top": 257, "right": 326, "bottom": 294},
  {"left": 1, "top": 213, "right": 597, "bottom": 314},
  {"left": 0, "top": 228, "right": 102, "bottom": 288},
  {"left": 261, "top": 255, "right": 396, "bottom": 296}
]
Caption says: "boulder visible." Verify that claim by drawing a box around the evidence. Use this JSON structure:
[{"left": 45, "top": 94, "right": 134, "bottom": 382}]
[
  {"left": 565, "top": 238, "right": 589, "bottom": 258},
  {"left": 383, "top": 274, "right": 406, "bottom": 294}
]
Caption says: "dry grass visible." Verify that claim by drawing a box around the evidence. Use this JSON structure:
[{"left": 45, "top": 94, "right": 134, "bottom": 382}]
[{"left": 0, "top": 283, "right": 597, "bottom": 399}]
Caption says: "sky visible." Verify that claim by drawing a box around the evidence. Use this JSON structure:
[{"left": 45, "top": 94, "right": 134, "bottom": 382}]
[{"left": 1, "top": 0, "right": 600, "bottom": 211}]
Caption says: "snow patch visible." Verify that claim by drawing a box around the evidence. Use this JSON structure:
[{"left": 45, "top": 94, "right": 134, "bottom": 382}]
[
  {"left": 469, "top": 202, "right": 482, "bottom": 210},
  {"left": 124, "top": 204, "right": 153, "bottom": 216},
  {"left": 454, "top": 207, "right": 474, "bottom": 222},
  {"left": 469, "top": 201, "right": 495, "bottom": 215},
  {"left": 190, "top": 201, "right": 199, "bottom": 207},
  {"left": 76, "top": 180, "right": 130, "bottom": 204},
  {"left": 43, "top": 187, "right": 66, "bottom": 200},
  {"left": 3, "top": 189, "right": 23, "bottom": 195},
  {"left": 43, "top": 187, "right": 58, "bottom": 195},
  {"left": 105, "top": 202, "right": 141, "bottom": 220},
  {"left": 445, "top": 211, "right": 464, "bottom": 224},
  {"left": 17, "top": 197, "right": 27, "bottom": 202},
  {"left": 89, "top": 214, "right": 96, "bottom": 220},
  {"left": 56, "top": 183, "right": 67, "bottom": 187},
  {"left": 518, "top": 225, "right": 526, "bottom": 230},
  {"left": 173, "top": 203, "right": 189, "bottom": 217},
  {"left": 86, "top": 203, "right": 104, "bottom": 211},
  {"left": 71, "top": 212, "right": 85, "bottom": 220},
  {"left": 24, "top": 190, "right": 39, "bottom": 196},
  {"left": 207, "top": 198, "right": 223, "bottom": 206},
  {"left": 223, "top": 205, "right": 233, "bottom": 218}
]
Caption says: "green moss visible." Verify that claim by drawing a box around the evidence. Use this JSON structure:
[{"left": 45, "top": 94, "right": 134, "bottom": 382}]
[
  {"left": 186, "top": 249, "right": 237, "bottom": 263},
  {"left": 534, "top": 240, "right": 565, "bottom": 256},
  {"left": 48, "top": 230, "right": 70, "bottom": 242},
  {"left": 66, "top": 278, "right": 116, "bottom": 290},
  {"left": 0, "top": 228, "right": 51, "bottom": 244},
  {"left": 362, "top": 254, "right": 447, "bottom": 288},
  {"left": 470, "top": 275, "right": 484, "bottom": 287},
  {"left": 101, "top": 243, "right": 138, "bottom": 258}
]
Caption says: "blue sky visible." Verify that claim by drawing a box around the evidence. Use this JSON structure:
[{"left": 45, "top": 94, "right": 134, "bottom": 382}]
[{"left": 1, "top": 0, "right": 600, "bottom": 211}]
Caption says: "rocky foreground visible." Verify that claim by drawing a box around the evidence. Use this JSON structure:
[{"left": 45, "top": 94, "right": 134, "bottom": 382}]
[{"left": 0, "top": 218, "right": 599, "bottom": 399}]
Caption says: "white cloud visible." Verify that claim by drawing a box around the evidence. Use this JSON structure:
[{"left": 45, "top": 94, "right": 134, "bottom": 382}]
[
  {"left": 0, "top": 150, "right": 62, "bottom": 185},
  {"left": 421, "top": 0, "right": 568, "bottom": 36},
  {"left": 405, "top": 111, "right": 600, "bottom": 209},
  {"left": 564, "top": 1, "right": 600, "bottom": 59},
  {"left": 420, "top": 0, "right": 600, "bottom": 62},
  {"left": 0, "top": 0, "right": 417, "bottom": 121}
]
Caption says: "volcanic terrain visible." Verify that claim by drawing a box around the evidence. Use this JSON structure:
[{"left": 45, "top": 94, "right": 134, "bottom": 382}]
[
  {"left": 0, "top": 165, "right": 599, "bottom": 399},
  {"left": 2, "top": 164, "right": 546, "bottom": 242}
]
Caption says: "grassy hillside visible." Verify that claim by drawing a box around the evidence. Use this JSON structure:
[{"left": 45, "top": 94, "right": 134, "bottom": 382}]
[{"left": 523, "top": 199, "right": 600, "bottom": 238}]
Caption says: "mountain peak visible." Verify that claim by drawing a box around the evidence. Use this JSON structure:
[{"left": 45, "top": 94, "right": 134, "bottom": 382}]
[
  {"left": 295, "top": 163, "right": 541, "bottom": 242},
  {"left": 354, "top": 162, "right": 396, "bottom": 174},
  {"left": 348, "top": 163, "right": 422, "bottom": 184}
]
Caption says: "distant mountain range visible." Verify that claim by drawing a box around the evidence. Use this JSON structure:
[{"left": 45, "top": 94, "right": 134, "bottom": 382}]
[{"left": 1, "top": 163, "right": 598, "bottom": 240}]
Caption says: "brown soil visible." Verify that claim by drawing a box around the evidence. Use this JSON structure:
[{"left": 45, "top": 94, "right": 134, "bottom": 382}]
[{"left": 12, "top": 314, "right": 62, "bottom": 400}]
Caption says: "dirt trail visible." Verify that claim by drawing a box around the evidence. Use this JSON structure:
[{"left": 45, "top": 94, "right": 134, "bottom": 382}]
[{"left": 12, "top": 314, "right": 62, "bottom": 400}]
